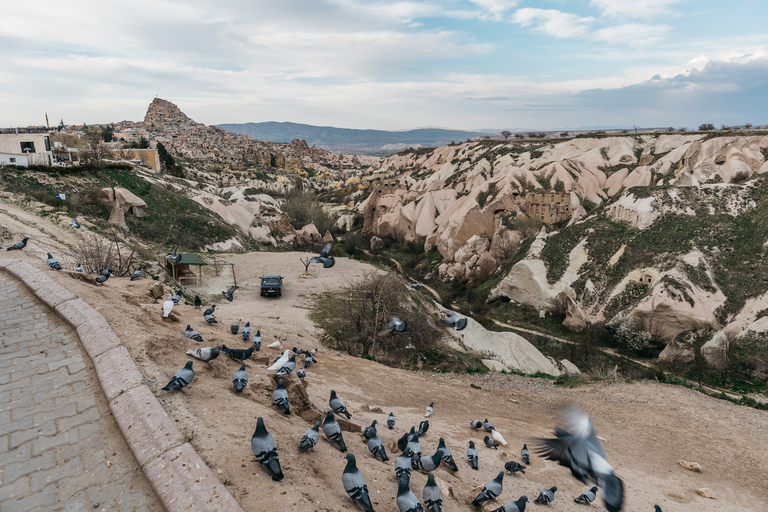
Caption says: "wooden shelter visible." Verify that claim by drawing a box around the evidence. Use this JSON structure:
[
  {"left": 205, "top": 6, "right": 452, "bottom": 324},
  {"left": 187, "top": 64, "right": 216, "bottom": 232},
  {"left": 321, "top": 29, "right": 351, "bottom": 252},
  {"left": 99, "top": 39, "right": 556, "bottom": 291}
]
[{"left": 165, "top": 254, "right": 208, "bottom": 287}]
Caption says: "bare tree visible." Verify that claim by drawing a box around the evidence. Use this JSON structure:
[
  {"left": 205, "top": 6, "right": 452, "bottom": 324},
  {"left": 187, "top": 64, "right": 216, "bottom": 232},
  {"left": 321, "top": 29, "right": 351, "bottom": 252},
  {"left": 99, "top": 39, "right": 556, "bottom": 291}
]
[
  {"left": 500, "top": 130, "right": 512, "bottom": 139},
  {"left": 64, "top": 229, "right": 138, "bottom": 276}
]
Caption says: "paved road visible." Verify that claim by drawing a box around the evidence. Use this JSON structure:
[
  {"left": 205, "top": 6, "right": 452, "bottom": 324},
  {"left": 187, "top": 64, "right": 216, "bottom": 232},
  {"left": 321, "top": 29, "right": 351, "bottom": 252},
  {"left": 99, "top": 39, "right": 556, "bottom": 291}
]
[{"left": 0, "top": 272, "right": 161, "bottom": 512}]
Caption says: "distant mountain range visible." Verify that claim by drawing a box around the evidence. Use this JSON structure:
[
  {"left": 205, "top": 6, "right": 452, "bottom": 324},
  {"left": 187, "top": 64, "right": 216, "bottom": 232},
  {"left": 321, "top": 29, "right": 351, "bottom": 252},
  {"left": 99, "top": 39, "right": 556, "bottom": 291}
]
[{"left": 215, "top": 121, "right": 499, "bottom": 154}]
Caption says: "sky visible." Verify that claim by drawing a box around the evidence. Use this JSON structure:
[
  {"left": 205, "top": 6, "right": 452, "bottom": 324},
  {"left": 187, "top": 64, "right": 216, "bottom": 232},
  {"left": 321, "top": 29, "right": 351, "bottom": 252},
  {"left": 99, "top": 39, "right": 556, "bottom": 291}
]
[{"left": 1, "top": 0, "right": 767, "bottom": 131}]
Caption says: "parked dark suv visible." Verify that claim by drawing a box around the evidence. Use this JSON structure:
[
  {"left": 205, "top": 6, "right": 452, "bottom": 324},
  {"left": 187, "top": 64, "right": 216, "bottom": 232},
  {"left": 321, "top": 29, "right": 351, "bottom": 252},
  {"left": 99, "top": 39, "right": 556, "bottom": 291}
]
[{"left": 260, "top": 275, "right": 283, "bottom": 297}]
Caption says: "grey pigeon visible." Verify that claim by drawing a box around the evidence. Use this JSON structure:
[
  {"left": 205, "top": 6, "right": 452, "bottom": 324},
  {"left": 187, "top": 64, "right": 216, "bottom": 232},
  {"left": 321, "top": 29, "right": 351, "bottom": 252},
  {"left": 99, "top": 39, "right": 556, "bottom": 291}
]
[
  {"left": 438, "top": 310, "right": 467, "bottom": 330},
  {"left": 395, "top": 447, "right": 413, "bottom": 486},
  {"left": 75, "top": 263, "right": 83, "bottom": 273},
  {"left": 398, "top": 427, "right": 416, "bottom": 452},
  {"left": 203, "top": 304, "right": 216, "bottom": 317},
  {"left": 654, "top": 506, "right": 663, "bottom": 512},
  {"left": 321, "top": 410, "right": 346, "bottom": 452},
  {"left": 204, "top": 313, "right": 217, "bottom": 324},
  {"left": 483, "top": 419, "right": 494, "bottom": 432},
  {"left": 296, "top": 368, "right": 306, "bottom": 379},
  {"left": 329, "top": 390, "right": 352, "bottom": 419},
  {"left": 299, "top": 422, "right": 321, "bottom": 451},
  {"left": 220, "top": 345, "right": 254, "bottom": 363},
  {"left": 162, "top": 361, "right": 194, "bottom": 391},
  {"left": 342, "top": 454, "right": 374, "bottom": 512},
  {"left": 184, "top": 325, "right": 203, "bottom": 342},
  {"left": 70, "top": 218, "right": 81, "bottom": 229},
  {"left": 504, "top": 460, "right": 526, "bottom": 475},
  {"left": 378, "top": 316, "right": 407, "bottom": 336},
  {"left": 194, "top": 295, "right": 201, "bottom": 308},
  {"left": 423, "top": 473, "right": 443, "bottom": 512},
  {"left": 222, "top": 286, "right": 236, "bottom": 302},
  {"left": 232, "top": 364, "right": 248, "bottom": 392},
  {"left": 171, "top": 290, "right": 182, "bottom": 304},
  {"left": 574, "top": 486, "right": 598, "bottom": 504},
  {"left": 6, "top": 237, "right": 29, "bottom": 251},
  {"left": 416, "top": 452, "right": 441, "bottom": 473},
  {"left": 363, "top": 420, "right": 378, "bottom": 440},
  {"left": 99, "top": 268, "right": 112, "bottom": 277},
  {"left": 535, "top": 409, "right": 623, "bottom": 512},
  {"left": 309, "top": 347, "right": 318, "bottom": 356},
  {"left": 46, "top": 253, "right": 62, "bottom": 270},
  {"left": 387, "top": 412, "right": 396, "bottom": 430},
  {"left": 250, "top": 417, "right": 284, "bottom": 481},
  {"left": 470, "top": 420, "right": 483, "bottom": 430},
  {"left": 418, "top": 420, "right": 429, "bottom": 436},
  {"left": 273, "top": 378, "right": 291, "bottom": 415},
  {"left": 95, "top": 273, "right": 109, "bottom": 285},
  {"left": 308, "top": 242, "right": 335, "bottom": 268},
  {"left": 396, "top": 479, "right": 424, "bottom": 512},
  {"left": 491, "top": 496, "right": 529, "bottom": 512},
  {"left": 367, "top": 436, "right": 389, "bottom": 462},
  {"left": 185, "top": 345, "right": 220, "bottom": 368},
  {"left": 484, "top": 435, "right": 499, "bottom": 450},
  {"left": 130, "top": 266, "right": 142, "bottom": 280},
  {"left": 424, "top": 402, "right": 434, "bottom": 418},
  {"left": 292, "top": 346, "right": 306, "bottom": 355},
  {"left": 436, "top": 438, "right": 458, "bottom": 472},
  {"left": 406, "top": 433, "right": 423, "bottom": 469},
  {"left": 169, "top": 246, "right": 177, "bottom": 258},
  {"left": 274, "top": 354, "right": 296, "bottom": 377},
  {"left": 534, "top": 487, "right": 557, "bottom": 505},
  {"left": 241, "top": 321, "right": 251, "bottom": 341},
  {"left": 467, "top": 441, "right": 478, "bottom": 470},
  {"left": 252, "top": 329, "right": 262, "bottom": 351},
  {"left": 471, "top": 471, "right": 504, "bottom": 507},
  {"left": 230, "top": 322, "right": 240, "bottom": 335},
  {"left": 521, "top": 444, "right": 530, "bottom": 465},
  {"left": 304, "top": 352, "right": 314, "bottom": 367}
]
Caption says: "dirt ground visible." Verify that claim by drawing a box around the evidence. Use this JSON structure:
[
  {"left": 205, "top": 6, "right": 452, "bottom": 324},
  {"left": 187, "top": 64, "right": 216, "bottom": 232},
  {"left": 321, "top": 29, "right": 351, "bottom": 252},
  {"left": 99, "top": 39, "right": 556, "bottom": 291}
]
[{"left": 2, "top": 196, "right": 768, "bottom": 512}]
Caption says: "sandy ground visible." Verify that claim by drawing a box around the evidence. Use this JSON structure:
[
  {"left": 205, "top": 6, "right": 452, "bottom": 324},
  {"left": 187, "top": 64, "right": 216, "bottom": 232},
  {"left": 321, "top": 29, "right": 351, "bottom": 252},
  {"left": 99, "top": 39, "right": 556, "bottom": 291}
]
[{"left": 2, "top": 195, "right": 768, "bottom": 512}]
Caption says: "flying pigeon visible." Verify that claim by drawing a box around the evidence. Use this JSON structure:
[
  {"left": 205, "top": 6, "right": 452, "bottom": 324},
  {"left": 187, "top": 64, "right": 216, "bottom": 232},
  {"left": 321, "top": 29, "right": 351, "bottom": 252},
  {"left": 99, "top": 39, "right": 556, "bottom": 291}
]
[
  {"left": 185, "top": 345, "right": 221, "bottom": 368},
  {"left": 321, "top": 410, "right": 346, "bottom": 452},
  {"left": 484, "top": 435, "right": 499, "bottom": 450},
  {"left": 483, "top": 419, "right": 494, "bottom": 432},
  {"left": 241, "top": 321, "right": 251, "bottom": 341},
  {"left": 436, "top": 438, "right": 458, "bottom": 472},
  {"left": 415, "top": 452, "right": 442, "bottom": 473},
  {"left": 252, "top": 330, "right": 262, "bottom": 351},
  {"left": 367, "top": 435, "right": 389, "bottom": 462},
  {"left": 273, "top": 378, "right": 291, "bottom": 415},
  {"left": 438, "top": 311, "right": 467, "bottom": 330},
  {"left": 387, "top": 412, "right": 396, "bottom": 430},
  {"left": 395, "top": 447, "right": 413, "bottom": 486},
  {"left": 490, "top": 496, "right": 529, "bottom": 512},
  {"left": 292, "top": 346, "right": 306, "bottom": 355},
  {"left": 363, "top": 420, "right": 378, "bottom": 440},
  {"left": 46, "top": 253, "right": 62, "bottom": 270},
  {"left": 296, "top": 369, "right": 306, "bottom": 379},
  {"left": 171, "top": 290, "right": 182, "bottom": 304},
  {"left": 267, "top": 349, "right": 290, "bottom": 371},
  {"left": 95, "top": 273, "right": 109, "bottom": 284},
  {"left": 504, "top": 461, "right": 526, "bottom": 475},
  {"left": 396, "top": 478, "right": 425, "bottom": 512},
  {"left": 378, "top": 316, "right": 407, "bottom": 337},
  {"left": 304, "top": 352, "right": 314, "bottom": 368},
  {"left": 467, "top": 441, "right": 478, "bottom": 470},
  {"left": 232, "top": 364, "right": 248, "bottom": 392},
  {"left": 194, "top": 295, "right": 202, "bottom": 308},
  {"left": 169, "top": 246, "right": 177, "bottom": 258},
  {"left": 75, "top": 263, "right": 83, "bottom": 273},
  {"left": 230, "top": 322, "right": 240, "bottom": 335},
  {"left": 161, "top": 361, "right": 194, "bottom": 391},
  {"left": 6, "top": 237, "right": 29, "bottom": 251},
  {"left": 274, "top": 354, "right": 296, "bottom": 377},
  {"left": 406, "top": 433, "right": 423, "bottom": 469},
  {"left": 70, "top": 217, "right": 81, "bottom": 229},
  {"left": 204, "top": 313, "right": 217, "bottom": 324},
  {"left": 251, "top": 417, "right": 284, "bottom": 481},
  {"left": 424, "top": 402, "right": 434, "bottom": 418},
  {"left": 471, "top": 471, "right": 504, "bottom": 507},
  {"left": 222, "top": 286, "right": 237, "bottom": 302},
  {"left": 267, "top": 338, "right": 282, "bottom": 349},
  {"left": 184, "top": 325, "right": 203, "bottom": 342},
  {"left": 491, "top": 429, "right": 508, "bottom": 446},
  {"left": 329, "top": 390, "right": 352, "bottom": 419},
  {"left": 221, "top": 345, "right": 254, "bottom": 363},
  {"left": 299, "top": 421, "right": 321, "bottom": 451},
  {"left": 423, "top": 473, "right": 443, "bottom": 512},
  {"left": 163, "top": 295, "right": 174, "bottom": 318},
  {"left": 130, "top": 266, "right": 142, "bottom": 280},
  {"left": 470, "top": 420, "right": 483, "bottom": 430},
  {"left": 521, "top": 444, "right": 530, "bottom": 465},
  {"left": 308, "top": 242, "right": 335, "bottom": 268},
  {"left": 574, "top": 486, "right": 598, "bottom": 505},
  {"left": 203, "top": 304, "right": 216, "bottom": 317},
  {"left": 418, "top": 420, "right": 429, "bottom": 436},
  {"left": 342, "top": 454, "right": 374, "bottom": 512},
  {"left": 535, "top": 408, "right": 624, "bottom": 512},
  {"left": 534, "top": 487, "right": 557, "bottom": 505}
]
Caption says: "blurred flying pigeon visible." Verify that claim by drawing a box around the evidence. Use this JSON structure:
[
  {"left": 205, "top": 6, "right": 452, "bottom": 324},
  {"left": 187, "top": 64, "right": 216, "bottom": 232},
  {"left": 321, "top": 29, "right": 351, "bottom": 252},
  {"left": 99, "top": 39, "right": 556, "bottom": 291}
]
[
  {"left": 471, "top": 471, "right": 504, "bottom": 507},
  {"left": 395, "top": 447, "right": 413, "bottom": 486},
  {"left": 521, "top": 444, "right": 530, "bottom": 465},
  {"left": 299, "top": 421, "right": 321, "bottom": 451},
  {"left": 267, "top": 338, "right": 282, "bottom": 349},
  {"left": 304, "top": 352, "right": 314, "bottom": 368},
  {"left": 467, "top": 441, "right": 478, "bottom": 470},
  {"left": 484, "top": 435, "right": 499, "bottom": 450},
  {"left": 491, "top": 496, "right": 529, "bottom": 512},
  {"left": 46, "top": 253, "right": 62, "bottom": 270},
  {"left": 424, "top": 402, "right": 434, "bottom": 418},
  {"left": 418, "top": 420, "right": 429, "bottom": 436},
  {"left": 416, "top": 452, "right": 442, "bottom": 473},
  {"left": 184, "top": 325, "right": 203, "bottom": 342},
  {"left": 470, "top": 420, "right": 483, "bottom": 430},
  {"left": 504, "top": 461, "right": 526, "bottom": 475},
  {"left": 251, "top": 417, "right": 284, "bottom": 481},
  {"left": 130, "top": 266, "right": 142, "bottom": 280},
  {"left": 363, "top": 420, "right": 377, "bottom": 440},
  {"left": 241, "top": 321, "right": 251, "bottom": 341},
  {"left": 171, "top": 290, "right": 182, "bottom": 304},
  {"left": 423, "top": 473, "right": 443, "bottom": 512},
  {"left": 6, "top": 237, "right": 29, "bottom": 251},
  {"left": 535, "top": 408, "right": 624, "bottom": 512},
  {"left": 438, "top": 311, "right": 467, "bottom": 330},
  {"left": 75, "top": 263, "right": 83, "bottom": 273},
  {"left": 185, "top": 345, "right": 220, "bottom": 368},
  {"left": 367, "top": 435, "right": 389, "bottom": 462},
  {"left": 329, "top": 390, "right": 352, "bottom": 419},
  {"left": 296, "top": 368, "right": 306, "bottom": 379},
  {"left": 273, "top": 378, "right": 291, "bottom": 415},
  {"left": 162, "top": 295, "right": 174, "bottom": 318},
  {"left": 574, "top": 486, "right": 598, "bottom": 505},
  {"left": 95, "top": 273, "right": 109, "bottom": 285},
  {"left": 378, "top": 316, "right": 407, "bottom": 337},
  {"left": 483, "top": 419, "right": 494, "bottom": 432},
  {"left": 70, "top": 218, "right": 81, "bottom": 229},
  {"left": 203, "top": 304, "right": 215, "bottom": 317},
  {"left": 220, "top": 345, "right": 254, "bottom": 363},
  {"left": 194, "top": 295, "right": 202, "bottom": 308},
  {"left": 491, "top": 429, "right": 508, "bottom": 446},
  {"left": 169, "top": 246, "right": 177, "bottom": 258},
  {"left": 387, "top": 412, "right": 396, "bottom": 430},
  {"left": 436, "top": 438, "right": 458, "bottom": 472},
  {"left": 321, "top": 410, "right": 346, "bottom": 452},
  {"left": 406, "top": 433, "right": 423, "bottom": 468},
  {"left": 534, "top": 487, "right": 557, "bottom": 505},
  {"left": 161, "top": 361, "right": 194, "bottom": 391},
  {"left": 204, "top": 313, "right": 217, "bottom": 324},
  {"left": 232, "top": 364, "right": 248, "bottom": 392},
  {"left": 274, "top": 354, "right": 296, "bottom": 377},
  {"left": 253, "top": 330, "right": 262, "bottom": 351},
  {"left": 268, "top": 349, "right": 290, "bottom": 371},
  {"left": 396, "top": 478, "right": 425, "bottom": 512},
  {"left": 292, "top": 346, "right": 306, "bottom": 356},
  {"left": 308, "top": 242, "right": 335, "bottom": 268},
  {"left": 222, "top": 286, "right": 237, "bottom": 302},
  {"left": 230, "top": 322, "right": 240, "bottom": 335},
  {"left": 342, "top": 454, "right": 374, "bottom": 512}
]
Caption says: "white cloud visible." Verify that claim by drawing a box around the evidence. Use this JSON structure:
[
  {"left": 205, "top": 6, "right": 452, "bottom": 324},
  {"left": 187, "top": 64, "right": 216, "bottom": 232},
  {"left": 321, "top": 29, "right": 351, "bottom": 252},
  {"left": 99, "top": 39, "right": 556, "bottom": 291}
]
[
  {"left": 511, "top": 8, "right": 594, "bottom": 38},
  {"left": 589, "top": 0, "right": 680, "bottom": 19},
  {"left": 592, "top": 23, "right": 671, "bottom": 45},
  {"left": 468, "top": 0, "right": 519, "bottom": 20}
]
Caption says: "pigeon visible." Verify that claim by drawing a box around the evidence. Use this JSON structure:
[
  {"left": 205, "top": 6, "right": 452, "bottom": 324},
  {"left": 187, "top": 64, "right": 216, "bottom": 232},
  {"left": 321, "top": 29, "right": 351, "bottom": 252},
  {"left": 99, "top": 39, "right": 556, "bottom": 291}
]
[
  {"left": 418, "top": 420, "right": 429, "bottom": 436},
  {"left": 407, "top": 434, "right": 423, "bottom": 469},
  {"left": 184, "top": 325, "right": 203, "bottom": 342},
  {"left": 534, "top": 487, "right": 557, "bottom": 505},
  {"left": 162, "top": 361, "right": 194, "bottom": 391},
  {"left": 484, "top": 435, "right": 499, "bottom": 450},
  {"left": 220, "top": 345, "right": 254, "bottom": 363},
  {"left": 250, "top": 417, "right": 284, "bottom": 481},
  {"left": 471, "top": 471, "right": 504, "bottom": 507},
  {"left": 436, "top": 438, "right": 458, "bottom": 472},
  {"left": 273, "top": 378, "right": 291, "bottom": 415},
  {"left": 171, "top": 290, "right": 182, "bottom": 304},
  {"left": 194, "top": 295, "right": 202, "bottom": 308},
  {"left": 308, "top": 241, "right": 335, "bottom": 268},
  {"left": 491, "top": 429, "right": 508, "bottom": 446},
  {"left": 267, "top": 338, "right": 282, "bottom": 349},
  {"left": 267, "top": 349, "right": 290, "bottom": 371},
  {"left": 574, "top": 486, "right": 598, "bottom": 505},
  {"left": 252, "top": 330, "right": 262, "bottom": 351},
  {"left": 363, "top": 420, "right": 378, "bottom": 440},
  {"left": 230, "top": 322, "right": 240, "bottom": 335},
  {"left": 654, "top": 506, "right": 663, "bottom": 512},
  {"left": 424, "top": 402, "right": 434, "bottom": 418},
  {"left": 232, "top": 364, "right": 248, "bottom": 392},
  {"left": 467, "top": 441, "right": 478, "bottom": 470},
  {"left": 304, "top": 353, "right": 314, "bottom": 368},
  {"left": 367, "top": 436, "right": 389, "bottom": 462},
  {"left": 490, "top": 496, "right": 529, "bottom": 512},
  {"left": 423, "top": 473, "right": 443, "bottom": 512},
  {"left": 521, "top": 444, "right": 530, "bottom": 465},
  {"left": 6, "top": 237, "right": 29, "bottom": 251},
  {"left": 292, "top": 346, "right": 306, "bottom": 355},
  {"left": 395, "top": 447, "right": 413, "bottom": 486},
  {"left": 398, "top": 427, "right": 416, "bottom": 453},
  {"left": 387, "top": 412, "right": 396, "bottom": 430},
  {"left": 396, "top": 478, "right": 425, "bottom": 512},
  {"left": 535, "top": 409, "right": 624, "bottom": 512},
  {"left": 438, "top": 311, "right": 467, "bottom": 330},
  {"left": 46, "top": 253, "right": 62, "bottom": 270},
  {"left": 70, "top": 217, "right": 81, "bottom": 229},
  {"left": 329, "top": 390, "right": 352, "bottom": 419},
  {"left": 274, "top": 354, "right": 296, "bottom": 377},
  {"left": 204, "top": 313, "right": 217, "bottom": 324},
  {"left": 95, "top": 273, "right": 109, "bottom": 284},
  {"left": 504, "top": 461, "right": 526, "bottom": 475},
  {"left": 169, "top": 246, "right": 177, "bottom": 258},
  {"left": 296, "top": 369, "right": 306, "bottom": 379},
  {"left": 309, "top": 347, "right": 318, "bottom": 356},
  {"left": 99, "top": 268, "right": 112, "bottom": 277},
  {"left": 342, "top": 454, "right": 374, "bottom": 512},
  {"left": 130, "top": 266, "right": 142, "bottom": 280},
  {"left": 321, "top": 410, "right": 346, "bottom": 452},
  {"left": 241, "top": 321, "right": 251, "bottom": 341},
  {"left": 378, "top": 316, "right": 407, "bottom": 336},
  {"left": 185, "top": 345, "right": 221, "bottom": 368},
  {"left": 163, "top": 295, "right": 174, "bottom": 318},
  {"left": 203, "top": 304, "right": 216, "bottom": 317},
  {"left": 483, "top": 419, "right": 494, "bottom": 432},
  {"left": 299, "top": 422, "right": 321, "bottom": 451},
  {"left": 470, "top": 420, "right": 483, "bottom": 430},
  {"left": 415, "top": 452, "right": 442, "bottom": 473},
  {"left": 75, "top": 263, "right": 83, "bottom": 273},
  {"left": 222, "top": 286, "right": 237, "bottom": 302}
]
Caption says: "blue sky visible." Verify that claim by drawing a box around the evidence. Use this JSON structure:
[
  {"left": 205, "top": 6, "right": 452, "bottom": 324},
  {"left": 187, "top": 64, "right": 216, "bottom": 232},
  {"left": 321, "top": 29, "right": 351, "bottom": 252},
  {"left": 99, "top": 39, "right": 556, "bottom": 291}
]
[{"left": 1, "top": 0, "right": 766, "bottom": 131}]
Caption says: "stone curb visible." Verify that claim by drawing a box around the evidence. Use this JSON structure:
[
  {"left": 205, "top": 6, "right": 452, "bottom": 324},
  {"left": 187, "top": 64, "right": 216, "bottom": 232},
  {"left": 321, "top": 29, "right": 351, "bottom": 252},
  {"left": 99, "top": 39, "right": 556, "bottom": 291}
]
[{"left": 0, "top": 260, "right": 244, "bottom": 512}]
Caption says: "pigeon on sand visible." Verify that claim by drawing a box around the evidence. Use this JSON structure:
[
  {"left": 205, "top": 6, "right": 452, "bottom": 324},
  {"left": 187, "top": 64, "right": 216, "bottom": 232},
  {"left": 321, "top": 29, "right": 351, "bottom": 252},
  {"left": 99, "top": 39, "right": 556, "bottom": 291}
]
[
  {"left": 471, "top": 471, "right": 504, "bottom": 507},
  {"left": 231, "top": 364, "right": 248, "bottom": 392},
  {"left": 342, "top": 454, "right": 374, "bottom": 512},
  {"left": 251, "top": 417, "right": 283, "bottom": 481},
  {"left": 321, "top": 410, "right": 347, "bottom": 452},
  {"left": 162, "top": 361, "right": 194, "bottom": 391},
  {"left": 185, "top": 345, "right": 220, "bottom": 368},
  {"left": 329, "top": 390, "right": 352, "bottom": 419},
  {"left": 299, "top": 422, "right": 321, "bottom": 451}
]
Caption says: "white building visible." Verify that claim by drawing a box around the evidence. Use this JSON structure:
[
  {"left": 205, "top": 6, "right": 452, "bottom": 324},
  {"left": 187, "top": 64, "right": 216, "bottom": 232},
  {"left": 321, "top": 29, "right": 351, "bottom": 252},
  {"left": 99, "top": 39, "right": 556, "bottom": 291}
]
[{"left": 0, "top": 133, "right": 53, "bottom": 166}]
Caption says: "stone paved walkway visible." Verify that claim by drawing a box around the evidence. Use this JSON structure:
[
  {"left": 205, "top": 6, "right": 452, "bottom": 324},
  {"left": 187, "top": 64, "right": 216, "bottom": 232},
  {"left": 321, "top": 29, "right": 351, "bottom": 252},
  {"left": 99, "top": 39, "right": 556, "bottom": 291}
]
[{"left": 0, "top": 272, "right": 161, "bottom": 512}]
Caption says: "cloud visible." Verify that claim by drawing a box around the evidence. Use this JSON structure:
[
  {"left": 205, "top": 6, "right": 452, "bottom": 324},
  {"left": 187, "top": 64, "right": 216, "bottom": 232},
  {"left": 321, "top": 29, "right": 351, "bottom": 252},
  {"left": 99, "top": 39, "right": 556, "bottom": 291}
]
[
  {"left": 589, "top": 0, "right": 680, "bottom": 19},
  {"left": 592, "top": 23, "right": 672, "bottom": 45},
  {"left": 468, "top": 0, "right": 519, "bottom": 20},
  {"left": 511, "top": 8, "right": 594, "bottom": 38}
]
